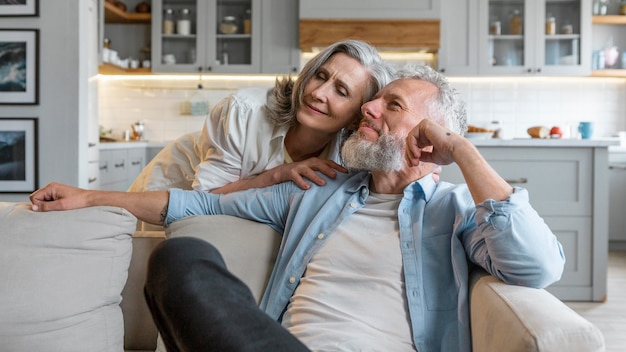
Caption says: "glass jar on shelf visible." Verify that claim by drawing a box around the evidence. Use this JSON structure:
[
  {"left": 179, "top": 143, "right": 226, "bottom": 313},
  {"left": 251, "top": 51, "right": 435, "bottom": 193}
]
[
  {"left": 545, "top": 16, "right": 556, "bottom": 35},
  {"left": 177, "top": 8, "right": 191, "bottom": 35},
  {"left": 509, "top": 9, "right": 522, "bottom": 35},
  {"left": 219, "top": 16, "right": 239, "bottom": 34},
  {"left": 163, "top": 8, "right": 174, "bottom": 34},
  {"left": 243, "top": 9, "right": 251, "bottom": 34}
]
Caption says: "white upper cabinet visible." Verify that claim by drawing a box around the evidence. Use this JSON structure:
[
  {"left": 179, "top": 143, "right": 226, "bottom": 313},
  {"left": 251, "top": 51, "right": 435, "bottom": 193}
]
[
  {"left": 299, "top": 0, "right": 440, "bottom": 19},
  {"left": 438, "top": 0, "right": 479, "bottom": 75},
  {"left": 151, "top": 0, "right": 261, "bottom": 74},
  {"left": 440, "top": 0, "right": 592, "bottom": 76},
  {"left": 260, "top": 0, "right": 300, "bottom": 74},
  {"left": 478, "top": 0, "right": 591, "bottom": 76}
]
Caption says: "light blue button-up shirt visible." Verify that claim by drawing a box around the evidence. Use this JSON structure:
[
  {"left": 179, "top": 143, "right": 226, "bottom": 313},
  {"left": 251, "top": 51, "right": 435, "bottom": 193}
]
[{"left": 166, "top": 171, "right": 565, "bottom": 352}]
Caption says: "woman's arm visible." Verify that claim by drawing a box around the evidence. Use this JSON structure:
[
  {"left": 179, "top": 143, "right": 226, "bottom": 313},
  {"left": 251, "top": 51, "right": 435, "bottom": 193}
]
[{"left": 211, "top": 158, "right": 347, "bottom": 193}]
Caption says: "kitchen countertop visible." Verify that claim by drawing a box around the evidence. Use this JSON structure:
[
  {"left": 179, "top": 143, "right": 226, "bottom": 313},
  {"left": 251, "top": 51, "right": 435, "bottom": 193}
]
[
  {"left": 99, "top": 138, "right": 621, "bottom": 150},
  {"left": 99, "top": 140, "right": 170, "bottom": 150},
  {"left": 470, "top": 138, "right": 619, "bottom": 148}
]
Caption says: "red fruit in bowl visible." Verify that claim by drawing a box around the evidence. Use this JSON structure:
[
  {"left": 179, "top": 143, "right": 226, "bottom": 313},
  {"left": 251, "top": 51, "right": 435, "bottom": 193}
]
[{"left": 550, "top": 126, "right": 563, "bottom": 138}]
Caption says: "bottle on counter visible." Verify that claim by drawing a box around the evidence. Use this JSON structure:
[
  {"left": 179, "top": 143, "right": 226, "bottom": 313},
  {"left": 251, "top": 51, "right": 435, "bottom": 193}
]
[
  {"left": 177, "top": 8, "right": 191, "bottom": 35},
  {"left": 489, "top": 120, "right": 503, "bottom": 139},
  {"left": 163, "top": 8, "right": 174, "bottom": 34}
]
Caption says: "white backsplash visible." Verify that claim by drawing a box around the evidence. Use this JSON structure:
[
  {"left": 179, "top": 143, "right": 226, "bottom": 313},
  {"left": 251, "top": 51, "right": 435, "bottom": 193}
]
[{"left": 99, "top": 75, "right": 626, "bottom": 143}]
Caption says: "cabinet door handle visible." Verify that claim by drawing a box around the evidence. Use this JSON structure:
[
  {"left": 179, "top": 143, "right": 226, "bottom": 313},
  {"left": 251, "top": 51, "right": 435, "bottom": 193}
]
[
  {"left": 439, "top": 68, "right": 446, "bottom": 73},
  {"left": 88, "top": 177, "right": 97, "bottom": 183},
  {"left": 504, "top": 177, "right": 528, "bottom": 184},
  {"left": 526, "top": 68, "right": 532, "bottom": 73},
  {"left": 132, "top": 161, "right": 141, "bottom": 166},
  {"left": 610, "top": 165, "right": 626, "bottom": 170},
  {"left": 99, "top": 165, "right": 108, "bottom": 171},
  {"left": 536, "top": 68, "right": 542, "bottom": 73},
  {"left": 206, "top": 66, "right": 212, "bottom": 72},
  {"left": 114, "top": 162, "right": 125, "bottom": 168},
  {"left": 88, "top": 142, "right": 97, "bottom": 147}
]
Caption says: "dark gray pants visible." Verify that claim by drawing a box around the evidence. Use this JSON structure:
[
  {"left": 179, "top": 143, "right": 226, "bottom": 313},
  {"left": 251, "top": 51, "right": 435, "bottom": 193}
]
[{"left": 144, "top": 236, "right": 310, "bottom": 352}]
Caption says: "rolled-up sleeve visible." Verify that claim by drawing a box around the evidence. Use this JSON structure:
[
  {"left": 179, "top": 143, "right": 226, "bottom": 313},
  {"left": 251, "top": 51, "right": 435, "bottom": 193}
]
[{"left": 467, "top": 187, "right": 566, "bottom": 288}]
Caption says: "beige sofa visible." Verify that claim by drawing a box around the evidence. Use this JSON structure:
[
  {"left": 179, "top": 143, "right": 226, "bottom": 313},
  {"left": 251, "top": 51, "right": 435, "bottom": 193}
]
[
  {"left": 124, "top": 215, "right": 606, "bottom": 352},
  {"left": 0, "top": 202, "right": 606, "bottom": 352}
]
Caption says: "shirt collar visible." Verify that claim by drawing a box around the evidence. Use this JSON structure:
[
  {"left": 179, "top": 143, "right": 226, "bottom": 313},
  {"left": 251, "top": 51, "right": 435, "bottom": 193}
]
[{"left": 348, "top": 171, "right": 437, "bottom": 202}]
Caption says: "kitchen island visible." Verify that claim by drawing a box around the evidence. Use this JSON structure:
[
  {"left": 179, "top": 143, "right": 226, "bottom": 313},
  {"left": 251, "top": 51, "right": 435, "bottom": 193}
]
[{"left": 442, "top": 138, "right": 618, "bottom": 302}]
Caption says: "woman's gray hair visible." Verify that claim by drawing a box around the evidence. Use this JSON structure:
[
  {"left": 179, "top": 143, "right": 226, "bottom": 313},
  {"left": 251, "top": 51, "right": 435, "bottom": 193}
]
[
  {"left": 265, "top": 40, "right": 395, "bottom": 127},
  {"left": 396, "top": 65, "right": 467, "bottom": 135}
]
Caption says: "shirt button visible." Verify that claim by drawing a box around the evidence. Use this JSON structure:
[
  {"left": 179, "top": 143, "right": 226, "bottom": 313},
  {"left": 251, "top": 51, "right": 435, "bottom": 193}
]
[
  {"left": 289, "top": 277, "right": 296, "bottom": 284},
  {"left": 350, "top": 202, "right": 357, "bottom": 208},
  {"left": 317, "top": 233, "right": 325, "bottom": 240},
  {"left": 361, "top": 188, "right": 367, "bottom": 195}
]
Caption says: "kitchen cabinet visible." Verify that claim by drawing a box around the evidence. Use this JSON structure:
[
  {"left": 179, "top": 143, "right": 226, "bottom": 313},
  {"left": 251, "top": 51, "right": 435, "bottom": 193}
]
[
  {"left": 151, "top": 0, "right": 262, "bottom": 74},
  {"left": 260, "top": 0, "right": 300, "bottom": 74},
  {"left": 438, "top": 0, "right": 591, "bottom": 76},
  {"left": 438, "top": 0, "right": 479, "bottom": 75},
  {"left": 99, "top": 147, "right": 146, "bottom": 191},
  {"left": 299, "top": 0, "right": 440, "bottom": 19},
  {"left": 477, "top": 0, "right": 591, "bottom": 76},
  {"left": 609, "top": 150, "right": 626, "bottom": 248},
  {"left": 441, "top": 144, "right": 610, "bottom": 301}
]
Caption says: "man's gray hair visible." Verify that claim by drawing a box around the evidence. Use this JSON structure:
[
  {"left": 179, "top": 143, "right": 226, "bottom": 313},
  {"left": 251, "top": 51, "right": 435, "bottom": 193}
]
[
  {"left": 396, "top": 65, "right": 467, "bottom": 135},
  {"left": 265, "top": 40, "right": 396, "bottom": 127}
]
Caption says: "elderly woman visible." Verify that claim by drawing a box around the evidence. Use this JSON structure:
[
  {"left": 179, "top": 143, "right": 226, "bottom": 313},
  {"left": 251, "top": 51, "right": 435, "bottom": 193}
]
[{"left": 130, "top": 40, "right": 394, "bottom": 195}]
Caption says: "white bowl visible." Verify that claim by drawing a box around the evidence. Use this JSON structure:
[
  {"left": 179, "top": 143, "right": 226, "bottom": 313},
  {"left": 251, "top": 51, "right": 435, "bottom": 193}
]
[{"left": 465, "top": 132, "right": 493, "bottom": 140}]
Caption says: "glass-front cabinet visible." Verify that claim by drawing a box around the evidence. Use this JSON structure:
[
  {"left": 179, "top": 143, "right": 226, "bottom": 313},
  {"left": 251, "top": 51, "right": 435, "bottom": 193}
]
[
  {"left": 151, "top": 0, "right": 261, "bottom": 73},
  {"left": 478, "top": 0, "right": 591, "bottom": 75}
]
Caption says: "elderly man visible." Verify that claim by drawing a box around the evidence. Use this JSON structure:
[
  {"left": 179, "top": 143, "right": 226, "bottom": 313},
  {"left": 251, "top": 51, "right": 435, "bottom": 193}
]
[{"left": 30, "top": 66, "right": 565, "bottom": 352}]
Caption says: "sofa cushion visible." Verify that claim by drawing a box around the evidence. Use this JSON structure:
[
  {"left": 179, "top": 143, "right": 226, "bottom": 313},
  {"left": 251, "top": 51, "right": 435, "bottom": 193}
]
[
  {"left": 165, "top": 215, "right": 281, "bottom": 302},
  {"left": 0, "top": 202, "right": 136, "bottom": 352}
]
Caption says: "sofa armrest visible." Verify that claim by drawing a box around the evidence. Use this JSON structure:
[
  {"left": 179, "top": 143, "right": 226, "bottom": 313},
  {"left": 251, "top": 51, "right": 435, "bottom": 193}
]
[
  {"left": 469, "top": 268, "right": 604, "bottom": 352},
  {"left": 122, "top": 231, "right": 165, "bottom": 352}
]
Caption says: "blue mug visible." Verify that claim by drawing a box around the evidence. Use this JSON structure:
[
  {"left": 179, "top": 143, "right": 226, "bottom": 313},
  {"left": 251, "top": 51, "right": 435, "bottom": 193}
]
[{"left": 578, "top": 122, "right": 594, "bottom": 139}]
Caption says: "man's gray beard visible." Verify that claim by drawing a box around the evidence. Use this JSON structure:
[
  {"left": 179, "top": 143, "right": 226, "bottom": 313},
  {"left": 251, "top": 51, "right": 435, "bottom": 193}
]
[{"left": 341, "top": 132, "right": 406, "bottom": 172}]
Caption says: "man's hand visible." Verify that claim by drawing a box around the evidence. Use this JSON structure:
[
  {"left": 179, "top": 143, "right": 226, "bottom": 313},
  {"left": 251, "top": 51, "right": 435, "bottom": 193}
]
[
  {"left": 405, "top": 119, "right": 465, "bottom": 168},
  {"left": 30, "top": 182, "right": 90, "bottom": 212},
  {"left": 406, "top": 119, "right": 513, "bottom": 203}
]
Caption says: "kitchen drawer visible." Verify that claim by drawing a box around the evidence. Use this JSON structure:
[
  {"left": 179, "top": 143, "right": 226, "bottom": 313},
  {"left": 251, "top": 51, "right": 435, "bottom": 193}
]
[
  {"left": 127, "top": 148, "right": 146, "bottom": 188},
  {"left": 100, "top": 149, "right": 128, "bottom": 186},
  {"left": 544, "top": 216, "right": 593, "bottom": 300},
  {"left": 441, "top": 147, "right": 592, "bottom": 216}
]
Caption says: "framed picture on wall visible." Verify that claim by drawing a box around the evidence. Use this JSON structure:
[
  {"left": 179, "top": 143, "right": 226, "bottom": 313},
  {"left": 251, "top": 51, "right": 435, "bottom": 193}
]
[
  {"left": 0, "top": 0, "right": 39, "bottom": 17},
  {"left": 0, "top": 118, "right": 38, "bottom": 193},
  {"left": 0, "top": 29, "right": 39, "bottom": 105}
]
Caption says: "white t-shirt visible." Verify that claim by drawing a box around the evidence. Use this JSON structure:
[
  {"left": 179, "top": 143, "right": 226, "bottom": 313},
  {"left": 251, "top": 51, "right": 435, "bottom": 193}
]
[
  {"left": 193, "top": 87, "right": 341, "bottom": 191},
  {"left": 282, "top": 192, "right": 417, "bottom": 352}
]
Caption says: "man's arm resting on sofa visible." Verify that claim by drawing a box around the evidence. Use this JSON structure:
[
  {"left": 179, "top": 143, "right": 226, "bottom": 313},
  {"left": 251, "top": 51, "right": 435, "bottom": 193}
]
[
  {"left": 30, "top": 182, "right": 170, "bottom": 226},
  {"left": 469, "top": 268, "right": 605, "bottom": 352}
]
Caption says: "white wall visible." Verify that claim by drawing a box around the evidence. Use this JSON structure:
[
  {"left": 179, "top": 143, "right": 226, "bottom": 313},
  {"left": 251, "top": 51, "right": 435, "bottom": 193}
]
[
  {"left": 99, "top": 76, "right": 626, "bottom": 142},
  {"left": 0, "top": 0, "right": 88, "bottom": 202}
]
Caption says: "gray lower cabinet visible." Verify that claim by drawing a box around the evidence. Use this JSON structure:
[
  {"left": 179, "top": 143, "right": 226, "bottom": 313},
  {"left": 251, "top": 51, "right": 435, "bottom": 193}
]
[
  {"left": 609, "top": 151, "right": 626, "bottom": 248},
  {"left": 441, "top": 146, "right": 609, "bottom": 302},
  {"left": 99, "top": 148, "right": 146, "bottom": 191}
]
